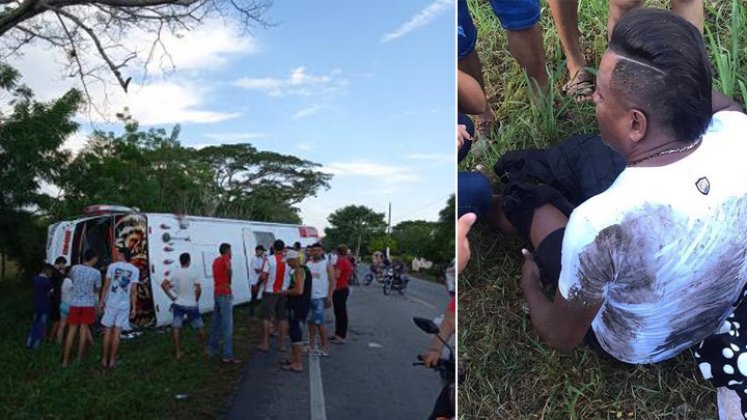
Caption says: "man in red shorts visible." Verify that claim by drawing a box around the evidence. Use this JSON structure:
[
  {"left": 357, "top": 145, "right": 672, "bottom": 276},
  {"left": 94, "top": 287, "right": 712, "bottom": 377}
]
[{"left": 62, "top": 249, "right": 102, "bottom": 367}]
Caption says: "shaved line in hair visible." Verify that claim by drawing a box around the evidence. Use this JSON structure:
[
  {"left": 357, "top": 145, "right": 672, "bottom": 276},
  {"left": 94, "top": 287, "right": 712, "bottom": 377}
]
[{"left": 616, "top": 54, "right": 668, "bottom": 76}]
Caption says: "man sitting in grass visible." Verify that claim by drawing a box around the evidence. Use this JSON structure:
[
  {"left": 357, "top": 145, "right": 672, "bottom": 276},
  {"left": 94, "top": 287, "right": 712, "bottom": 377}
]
[{"left": 495, "top": 8, "right": 747, "bottom": 416}]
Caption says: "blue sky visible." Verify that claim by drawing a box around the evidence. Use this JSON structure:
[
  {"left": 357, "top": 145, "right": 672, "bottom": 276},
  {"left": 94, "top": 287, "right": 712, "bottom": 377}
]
[{"left": 13, "top": 0, "right": 456, "bottom": 231}]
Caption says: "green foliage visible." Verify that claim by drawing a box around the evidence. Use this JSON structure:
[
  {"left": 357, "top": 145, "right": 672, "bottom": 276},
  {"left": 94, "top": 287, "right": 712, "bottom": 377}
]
[
  {"left": 369, "top": 235, "right": 397, "bottom": 255},
  {"left": 392, "top": 219, "right": 438, "bottom": 257},
  {"left": 55, "top": 113, "right": 330, "bottom": 224},
  {"left": 324, "top": 205, "right": 387, "bottom": 255},
  {"left": 0, "top": 64, "right": 82, "bottom": 277}
]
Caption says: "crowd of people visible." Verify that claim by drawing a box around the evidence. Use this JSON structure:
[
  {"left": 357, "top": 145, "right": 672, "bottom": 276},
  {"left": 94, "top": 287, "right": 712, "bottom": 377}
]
[
  {"left": 26, "top": 240, "right": 355, "bottom": 373},
  {"left": 458, "top": 1, "right": 747, "bottom": 417}
]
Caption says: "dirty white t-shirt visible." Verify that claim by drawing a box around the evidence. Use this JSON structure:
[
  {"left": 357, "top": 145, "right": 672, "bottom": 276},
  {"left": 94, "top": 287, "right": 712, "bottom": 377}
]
[
  {"left": 307, "top": 258, "right": 331, "bottom": 299},
  {"left": 558, "top": 111, "right": 747, "bottom": 364}
]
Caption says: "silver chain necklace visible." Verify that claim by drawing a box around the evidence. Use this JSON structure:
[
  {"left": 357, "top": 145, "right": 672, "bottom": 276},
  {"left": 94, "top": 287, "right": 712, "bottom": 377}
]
[{"left": 628, "top": 136, "right": 702, "bottom": 167}]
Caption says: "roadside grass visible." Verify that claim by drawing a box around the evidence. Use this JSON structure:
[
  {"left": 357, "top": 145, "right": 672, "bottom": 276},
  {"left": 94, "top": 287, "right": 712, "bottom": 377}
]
[
  {"left": 459, "top": 0, "right": 746, "bottom": 418},
  {"left": 0, "top": 278, "right": 261, "bottom": 419}
]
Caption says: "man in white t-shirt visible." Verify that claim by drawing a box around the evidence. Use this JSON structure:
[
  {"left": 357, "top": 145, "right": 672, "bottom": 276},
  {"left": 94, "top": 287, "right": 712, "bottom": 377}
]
[
  {"left": 307, "top": 243, "right": 335, "bottom": 356},
  {"left": 161, "top": 252, "right": 204, "bottom": 360},
  {"left": 516, "top": 7, "right": 746, "bottom": 363},
  {"left": 249, "top": 245, "right": 269, "bottom": 304},
  {"left": 258, "top": 240, "right": 291, "bottom": 353},
  {"left": 99, "top": 247, "right": 140, "bottom": 369}
]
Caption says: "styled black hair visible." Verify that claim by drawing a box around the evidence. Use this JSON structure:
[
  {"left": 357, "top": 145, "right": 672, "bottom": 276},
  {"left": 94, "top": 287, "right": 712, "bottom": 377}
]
[
  {"left": 219, "top": 243, "right": 231, "bottom": 255},
  {"left": 54, "top": 256, "right": 67, "bottom": 265},
  {"left": 118, "top": 247, "right": 132, "bottom": 262},
  {"left": 179, "top": 252, "right": 190, "bottom": 266},
  {"left": 83, "top": 249, "right": 98, "bottom": 262},
  {"left": 608, "top": 8, "right": 712, "bottom": 144},
  {"left": 294, "top": 241, "right": 301, "bottom": 249},
  {"left": 311, "top": 242, "right": 323, "bottom": 249},
  {"left": 272, "top": 240, "right": 285, "bottom": 253}
]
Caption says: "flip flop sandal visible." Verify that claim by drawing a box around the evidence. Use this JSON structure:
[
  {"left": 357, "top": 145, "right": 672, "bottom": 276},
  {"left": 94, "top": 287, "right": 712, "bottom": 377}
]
[
  {"left": 280, "top": 364, "right": 303, "bottom": 373},
  {"left": 562, "top": 71, "right": 595, "bottom": 103},
  {"left": 221, "top": 358, "right": 242, "bottom": 364},
  {"left": 278, "top": 358, "right": 293, "bottom": 365}
]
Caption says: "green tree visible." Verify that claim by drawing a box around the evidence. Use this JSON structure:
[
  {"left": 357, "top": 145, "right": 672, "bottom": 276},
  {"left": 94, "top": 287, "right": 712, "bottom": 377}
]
[
  {"left": 424, "top": 195, "right": 455, "bottom": 267},
  {"left": 392, "top": 220, "right": 438, "bottom": 257},
  {"left": 0, "top": 64, "right": 82, "bottom": 279},
  {"left": 324, "top": 205, "right": 387, "bottom": 256},
  {"left": 55, "top": 115, "right": 330, "bottom": 224},
  {"left": 369, "top": 235, "right": 397, "bottom": 255}
]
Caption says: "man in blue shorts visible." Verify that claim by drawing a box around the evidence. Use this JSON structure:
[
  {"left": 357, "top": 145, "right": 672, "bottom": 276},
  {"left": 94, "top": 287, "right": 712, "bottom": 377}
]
[
  {"left": 161, "top": 252, "right": 205, "bottom": 360},
  {"left": 458, "top": 0, "right": 547, "bottom": 137}
]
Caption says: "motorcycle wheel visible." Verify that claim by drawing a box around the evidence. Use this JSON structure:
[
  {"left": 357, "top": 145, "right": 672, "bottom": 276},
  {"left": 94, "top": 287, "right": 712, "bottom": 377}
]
[{"left": 383, "top": 280, "right": 392, "bottom": 295}]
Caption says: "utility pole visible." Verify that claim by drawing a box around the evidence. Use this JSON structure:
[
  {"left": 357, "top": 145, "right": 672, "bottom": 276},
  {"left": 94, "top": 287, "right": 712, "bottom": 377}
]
[{"left": 386, "top": 201, "right": 392, "bottom": 260}]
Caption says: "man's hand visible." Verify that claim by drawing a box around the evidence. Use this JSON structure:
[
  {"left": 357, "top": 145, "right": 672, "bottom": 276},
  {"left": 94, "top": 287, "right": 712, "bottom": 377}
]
[
  {"left": 325, "top": 297, "right": 332, "bottom": 309},
  {"left": 457, "top": 213, "right": 477, "bottom": 274},
  {"left": 421, "top": 348, "right": 441, "bottom": 368},
  {"left": 457, "top": 124, "right": 472, "bottom": 150}
]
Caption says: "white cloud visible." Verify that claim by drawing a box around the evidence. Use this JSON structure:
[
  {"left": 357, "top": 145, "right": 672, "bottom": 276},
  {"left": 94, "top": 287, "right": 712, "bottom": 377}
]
[
  {"left": 234, "top": 67, "right": 346, "bottom": 97},
  {"left": 203, "top": 132, "right": 266, "bottom": 141},
  {"left": 381, "top": 0, "right": 453, "bottom": 43},
  {"left": 323, "top": 162, "right": 420, "bottom": 183},
  {"left": 407, "top": 153, "right": 453, "bottom": 163},
  {"left": 63, "top": 130, "right": 91, "bottom": 154},
  {"left": 93, "top": 81, "right": 241, "bottom": 125},
  {"left": 5, "top": 20, "right": 253, "bottom": 125},
  {"left": 292, "top": 105, "right": 321, "bottom": 119},
  {"left": 297, "top": 142, "right": 315, "bottom": 151}
]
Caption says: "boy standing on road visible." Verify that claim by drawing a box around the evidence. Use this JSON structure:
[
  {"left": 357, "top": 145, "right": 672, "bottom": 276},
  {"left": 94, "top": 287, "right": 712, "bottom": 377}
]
[
  {"left": 258, "top": 240, "right": 291, "bottom": 353},
  {"left": 330, "top": 245, "right": 352, "bottom": 345},
  {"left": 100, "top": 248, "right": 140, "bottom": 369},
  {"left": 63, "top": 249, "right": 102, "bottom": 367},
  {"left": 307, "top": 243, "right": 335, "bottom": 356},
  {"left": 161, "top": 252, "right": 205, "bottom": 360}
]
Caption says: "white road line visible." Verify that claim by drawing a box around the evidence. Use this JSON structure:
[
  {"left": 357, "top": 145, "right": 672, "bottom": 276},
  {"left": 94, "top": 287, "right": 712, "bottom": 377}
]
[
  {"left": 309, "top": 353, "right": 327, "bottom": 420},
  {"left": 406, "top": 295, "right": 438, "bottom": 310}
]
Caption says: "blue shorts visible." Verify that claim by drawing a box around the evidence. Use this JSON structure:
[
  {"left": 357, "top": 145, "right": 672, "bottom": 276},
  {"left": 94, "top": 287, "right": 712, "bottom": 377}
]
[
  {"left": 172, "top": 304, "right": 203, "bottom": 329},
  {"left": 307, "top": 298, "right": 325, "bottom": 325},
  {"left": 458, "top": 0, "right": 541, "bottom": 58}
]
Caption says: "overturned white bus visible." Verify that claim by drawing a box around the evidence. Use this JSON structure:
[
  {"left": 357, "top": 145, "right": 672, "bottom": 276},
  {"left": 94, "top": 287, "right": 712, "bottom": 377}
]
[{"left": 46, "top": 205, "right": 320, "bottom": 327}]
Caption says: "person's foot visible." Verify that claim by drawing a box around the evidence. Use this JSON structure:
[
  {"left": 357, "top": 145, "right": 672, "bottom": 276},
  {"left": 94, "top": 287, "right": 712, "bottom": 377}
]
[
  {"left": 279, "top": 346, "right": 287, "bottom": 353},
  {"left": 256, "top": 345, "right": 269, "bottom": 353},
  {"left": 329, "top": 336, "right": 346, "bottom": 344},
  {"left": 562, "top": 70, "right": 594, "bottom": 103},
  {"left": 281, "top": 364, "right": 303, "bottom": 373},
  {"left": 319, "top": 348, "right": 329, "bottom": 357},
  {"left": 221, "top": 357, "right": 242, "bottom": 364}
]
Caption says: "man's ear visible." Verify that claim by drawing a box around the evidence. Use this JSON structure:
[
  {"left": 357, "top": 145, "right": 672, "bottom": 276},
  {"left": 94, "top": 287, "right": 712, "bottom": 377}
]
[{"left": 630, "top": 109, "right": 647, "bottom": 144}]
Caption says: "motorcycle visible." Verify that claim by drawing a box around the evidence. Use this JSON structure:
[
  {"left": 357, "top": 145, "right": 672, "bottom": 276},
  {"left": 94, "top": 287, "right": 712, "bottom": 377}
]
[
  {"left": 413, "top": 317, "right": 455, "bottom": 420},
  {"left": 382, "top": 263, "right": 407, "bottom": 295}
]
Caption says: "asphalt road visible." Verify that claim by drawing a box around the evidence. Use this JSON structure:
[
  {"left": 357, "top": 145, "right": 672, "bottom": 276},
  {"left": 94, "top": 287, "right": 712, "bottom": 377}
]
[{"left": 226, "top": 266, "right": 452, "bottom": 420}]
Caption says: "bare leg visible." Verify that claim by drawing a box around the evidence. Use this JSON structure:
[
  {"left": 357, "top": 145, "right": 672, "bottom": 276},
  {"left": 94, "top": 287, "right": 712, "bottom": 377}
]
[
  {"left": 173, "top": 327, "right": 182, "bottom": 360},
  {"left": 86, "top": 327, "right": 94, "bottom": 346},
  {"left": 458, "top": 51, "right": 496, "bottom": 136},
  {"left": 109, "top": 328, "right": 121, "bottom": 368},
  {"left": 529, "top": 204, "right": 569, "bottom": 249},
  {"left": 56, "top": 317, "right": 67, "bottom": 344},
  {"left": 50, "top": 321, "right": 60, "bottom": 342},
  {"left": 290, "top": 343, "right": 303, "bottom": 371},
  {"left": 278, "top": 320, "right": 288, "bottom": 352},
  {"left": 308, "top": 323, "right": 318, "bottom": 350},
  {"left": 483, "top": 196, "right": 521, "bottom": 236},
  {"left": 506, "top": 24, "right": 549, "bottom": 97},
  {"left": 62, "top": 325, "right": 78, "bottom": 367},
  {"left": 259, "top": 320, "right": 271, "bottom": 351},
  {"left": 101, "top": 327, "right": 112, "bottom": 367},
  {"left": 548, "top": 0, "right": 585, "bottom": 78},
  {"left": 671, "top": 0, "right": 704, "bottom": 33},
  {"left": 319, "top": 325, "right": 329, "bottom": 353},
  {"left": 197, "top": 328, "right": 206, "bottom": 350},
  {"left": 78, "top": 324, "right": 90, "bottom": 360},
  {"left": 608, "top": 0, "right": 644, "bottom": 40}
]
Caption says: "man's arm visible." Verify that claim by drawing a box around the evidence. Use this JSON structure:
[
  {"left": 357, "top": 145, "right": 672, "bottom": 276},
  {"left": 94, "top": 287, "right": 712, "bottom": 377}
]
[
  {"left": 226, "top": 258, "right": 232, "bottom": 285},
  {"left": 422, "top": 304, "right": 455, "bottom": 367},
  {"left": 161, "top": 279, "right": 176, "bottom": 302},
  {"left": 520, "top": 253, "right": 600, "bottom": 353},
  {"left": 713, "top": 90, "right": 743, "bottom": 114},
  {"left": 326, "top": 264, "right": 336, "bottom": 307},
  {"left": 194, "top": 281, "right": 202, "bottom": 304},
  {"left": 100, "top": 276, "right": 111, "bottom": 311}
]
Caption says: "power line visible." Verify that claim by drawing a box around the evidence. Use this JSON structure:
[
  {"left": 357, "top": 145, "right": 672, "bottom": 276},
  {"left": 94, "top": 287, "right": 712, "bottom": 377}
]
[{"left": 390, "top": 193, "right": 452, "bottom": 223}]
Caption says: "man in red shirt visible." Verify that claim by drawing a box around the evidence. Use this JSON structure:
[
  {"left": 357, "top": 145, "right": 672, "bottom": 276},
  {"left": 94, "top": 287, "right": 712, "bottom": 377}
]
[
  {"left": 207, "top": 243, "right": 240, "bottom": 363},
  {"left": 330, "top": 244, "right": 352, "bottom": 344}
]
